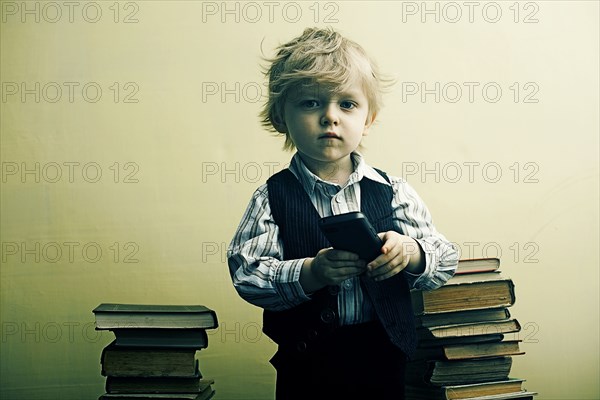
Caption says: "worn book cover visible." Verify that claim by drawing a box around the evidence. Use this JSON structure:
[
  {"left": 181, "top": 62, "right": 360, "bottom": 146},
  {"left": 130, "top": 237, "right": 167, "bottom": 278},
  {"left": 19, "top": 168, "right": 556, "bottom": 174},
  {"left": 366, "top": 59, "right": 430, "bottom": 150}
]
[
  {"left": 93, "top": 304, "right": 218, "bottom": 330},
  {"left": 411, "top": 272, "right": 516, "bottom": 315}
]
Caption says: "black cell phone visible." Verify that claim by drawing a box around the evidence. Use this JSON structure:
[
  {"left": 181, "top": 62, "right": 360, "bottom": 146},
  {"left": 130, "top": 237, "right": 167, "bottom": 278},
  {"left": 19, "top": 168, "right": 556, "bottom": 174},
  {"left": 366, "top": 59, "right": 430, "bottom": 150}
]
[{"left": 318, "top": 212, "right": 383, "bottom": 261}]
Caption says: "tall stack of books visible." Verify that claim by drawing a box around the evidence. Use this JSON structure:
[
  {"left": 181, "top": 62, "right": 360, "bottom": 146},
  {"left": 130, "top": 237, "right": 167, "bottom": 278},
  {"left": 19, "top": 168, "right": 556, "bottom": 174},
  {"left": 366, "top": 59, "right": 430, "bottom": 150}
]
[
  {"left": 93, "top": 304, "right": 218, "bottom": 400},
  {"left": 406, "top": 258, "right": 537, "bottom": 400}
]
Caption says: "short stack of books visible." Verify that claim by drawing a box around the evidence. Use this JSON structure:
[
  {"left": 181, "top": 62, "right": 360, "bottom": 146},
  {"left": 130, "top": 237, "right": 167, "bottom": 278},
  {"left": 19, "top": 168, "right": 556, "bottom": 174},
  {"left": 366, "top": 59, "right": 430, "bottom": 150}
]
[
  {"left": 93, "top": 304, "right": 218, "bottom": 400},
  {"left": 406, "top": 258, "right": 538, "bottom": 400}
]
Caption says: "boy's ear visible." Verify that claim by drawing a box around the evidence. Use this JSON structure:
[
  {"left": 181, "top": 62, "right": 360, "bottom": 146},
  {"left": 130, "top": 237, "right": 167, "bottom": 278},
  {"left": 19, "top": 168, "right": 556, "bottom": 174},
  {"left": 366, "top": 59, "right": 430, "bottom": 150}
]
[
  {"left": 363, "top": 112, "right": 377, "bottom": 136},
  {"left": 272, "top": 114, "right": 287, "bottom": 133}
]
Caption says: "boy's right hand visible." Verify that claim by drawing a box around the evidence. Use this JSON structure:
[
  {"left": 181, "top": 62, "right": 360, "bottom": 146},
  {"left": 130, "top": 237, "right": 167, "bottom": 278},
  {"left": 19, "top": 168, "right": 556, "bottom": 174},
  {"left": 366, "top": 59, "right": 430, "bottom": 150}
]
[{"left": 300, "top": 248, "right": 367, "bottom": 293}]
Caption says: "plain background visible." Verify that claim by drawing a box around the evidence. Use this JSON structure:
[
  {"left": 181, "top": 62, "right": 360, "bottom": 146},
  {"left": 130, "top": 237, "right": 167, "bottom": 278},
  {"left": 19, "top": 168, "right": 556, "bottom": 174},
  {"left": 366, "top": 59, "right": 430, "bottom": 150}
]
[{"left": 1, "top": 1, "right": 598, "bottom": 399}]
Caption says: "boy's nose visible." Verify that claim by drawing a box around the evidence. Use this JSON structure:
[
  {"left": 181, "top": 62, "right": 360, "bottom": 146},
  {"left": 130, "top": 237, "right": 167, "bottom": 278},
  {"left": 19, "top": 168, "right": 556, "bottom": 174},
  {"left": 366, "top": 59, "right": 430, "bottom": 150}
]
[{"left": 321, "top": 104, "right": 340, "bottom": 126}]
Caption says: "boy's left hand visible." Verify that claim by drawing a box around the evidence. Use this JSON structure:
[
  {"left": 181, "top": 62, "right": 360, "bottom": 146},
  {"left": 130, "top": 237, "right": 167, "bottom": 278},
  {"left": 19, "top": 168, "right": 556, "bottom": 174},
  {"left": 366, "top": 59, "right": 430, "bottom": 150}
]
[{"left": 367, "top": 231, "right": 423, "bottom": 281}]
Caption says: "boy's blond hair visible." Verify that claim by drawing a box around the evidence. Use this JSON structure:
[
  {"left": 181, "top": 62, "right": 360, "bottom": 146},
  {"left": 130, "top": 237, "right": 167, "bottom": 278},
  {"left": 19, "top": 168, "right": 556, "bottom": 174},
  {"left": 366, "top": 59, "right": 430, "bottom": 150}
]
[{"left": 260, "top": 27, "right": 389, "bottom": 150}]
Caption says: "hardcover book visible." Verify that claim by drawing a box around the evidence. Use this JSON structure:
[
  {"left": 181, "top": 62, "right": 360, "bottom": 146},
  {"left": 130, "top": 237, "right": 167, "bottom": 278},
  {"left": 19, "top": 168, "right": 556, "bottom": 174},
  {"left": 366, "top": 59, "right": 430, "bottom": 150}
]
[
  {"left": 93, "top": 304, "right": 218, "bottom": 330},
  {"left": 411, "top": 272, "right": 516, "bottom": 315}
]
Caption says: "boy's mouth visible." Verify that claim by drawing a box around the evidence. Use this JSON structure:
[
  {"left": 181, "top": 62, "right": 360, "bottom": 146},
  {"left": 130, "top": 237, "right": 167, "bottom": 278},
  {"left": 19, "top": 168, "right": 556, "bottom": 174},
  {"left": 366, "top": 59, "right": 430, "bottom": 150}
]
[{"left": 319, "top": 132, "right": 341, "bottom": 140}]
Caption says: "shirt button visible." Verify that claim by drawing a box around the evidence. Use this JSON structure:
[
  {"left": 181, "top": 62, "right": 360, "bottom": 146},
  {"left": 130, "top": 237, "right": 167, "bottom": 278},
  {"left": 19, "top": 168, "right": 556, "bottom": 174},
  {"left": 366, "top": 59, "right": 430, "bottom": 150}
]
[
  {"left": 343, "top": 280, "right": 353, "bottom": 290},
  {"left": 335, "top": 196, "right": 343, "bottom": 203}
]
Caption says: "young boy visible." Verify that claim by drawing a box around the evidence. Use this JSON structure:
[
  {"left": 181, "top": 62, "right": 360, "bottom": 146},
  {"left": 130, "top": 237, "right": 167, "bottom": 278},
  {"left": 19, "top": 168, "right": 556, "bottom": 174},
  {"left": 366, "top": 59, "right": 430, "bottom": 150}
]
[{"left": 227, "top": 27, "right": 458, "bottom": 399}]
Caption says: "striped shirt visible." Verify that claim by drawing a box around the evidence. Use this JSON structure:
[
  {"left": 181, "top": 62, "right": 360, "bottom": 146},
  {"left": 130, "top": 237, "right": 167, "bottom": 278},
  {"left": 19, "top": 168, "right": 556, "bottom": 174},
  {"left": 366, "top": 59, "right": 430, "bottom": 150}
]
[{"left": 227, "top": 152, "right": 458, "bottom": 325}]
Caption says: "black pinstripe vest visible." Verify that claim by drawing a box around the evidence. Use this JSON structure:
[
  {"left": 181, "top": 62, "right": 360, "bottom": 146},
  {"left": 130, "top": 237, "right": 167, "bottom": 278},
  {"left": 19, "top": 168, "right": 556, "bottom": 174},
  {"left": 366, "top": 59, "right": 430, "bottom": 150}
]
[{"left": 264, "top": 168, "right": 417, "bottom": 358}]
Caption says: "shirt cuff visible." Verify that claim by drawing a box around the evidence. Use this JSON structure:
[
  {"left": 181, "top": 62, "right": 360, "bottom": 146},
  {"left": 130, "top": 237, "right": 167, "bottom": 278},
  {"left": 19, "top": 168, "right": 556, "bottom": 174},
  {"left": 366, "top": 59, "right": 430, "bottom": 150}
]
[
  {"left": 405, "top": 238, "right": 436, "bottom": 289},
  {"left": 271, "top": 258, "right": 312, "bottom": 307}
]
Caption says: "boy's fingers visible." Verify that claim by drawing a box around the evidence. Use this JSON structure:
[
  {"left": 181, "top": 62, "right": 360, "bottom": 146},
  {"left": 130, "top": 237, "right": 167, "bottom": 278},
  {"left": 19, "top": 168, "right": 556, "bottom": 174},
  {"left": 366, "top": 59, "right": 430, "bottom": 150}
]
[
  {"left": 322, "top": 266, "right": 365, "bottom": 284},
  {"left": 368, "top": 250, "right": 397, "bottom": 270},
  {"left": 326, "top": 249, "right": 361, "bottom": 261},
  {"left": 369, "top": 253, "right": 410, "bottom": 280},
  {"left": 374, "top": 268, "right": 400, "bottom": 282},
  {"left": 371, "top": 263, "right": 401, "bottom": 281},
  {"left": 336, "top": 266, "right": 367, "bottom": 276},
  {"left": 332, "top": 261, "right": 367, "bottom": 271},
  {"left": 377, "top": 232, "right": 389, "bottom": 241},
  {"left": 369, "top": 262, "right": 393, "bottom": 278}
]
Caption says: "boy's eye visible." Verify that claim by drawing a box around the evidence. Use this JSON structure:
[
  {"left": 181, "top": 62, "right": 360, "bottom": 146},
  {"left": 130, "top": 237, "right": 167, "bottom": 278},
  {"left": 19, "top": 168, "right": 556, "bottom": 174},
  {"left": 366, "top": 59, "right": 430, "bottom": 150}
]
[
  {"left": 301, "top": 100, "right": 319, "bottom": 108},
  {"left": 340, "top": 101, "right": 356, "bottom": 109}
]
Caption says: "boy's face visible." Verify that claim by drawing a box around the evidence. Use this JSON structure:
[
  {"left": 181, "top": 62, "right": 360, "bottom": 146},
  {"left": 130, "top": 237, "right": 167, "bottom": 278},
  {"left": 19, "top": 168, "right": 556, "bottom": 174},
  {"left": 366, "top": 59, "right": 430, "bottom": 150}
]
[{"left": 277, "top": 79, "right": 375, "bottom": 167}]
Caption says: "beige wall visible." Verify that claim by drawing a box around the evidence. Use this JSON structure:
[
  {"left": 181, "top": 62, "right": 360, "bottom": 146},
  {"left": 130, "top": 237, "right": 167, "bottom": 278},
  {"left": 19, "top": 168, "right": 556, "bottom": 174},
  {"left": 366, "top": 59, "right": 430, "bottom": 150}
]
[{"left": 1, "top": 1, "right": 598, "bottom": 399}]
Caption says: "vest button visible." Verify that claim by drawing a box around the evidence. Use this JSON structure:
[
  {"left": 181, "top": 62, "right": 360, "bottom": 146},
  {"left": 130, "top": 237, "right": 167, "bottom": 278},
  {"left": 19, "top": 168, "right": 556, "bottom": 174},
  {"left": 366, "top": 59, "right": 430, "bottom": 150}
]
[
  {"left": 296, "top": 341, "right": 307, "bottom": 352},
  {"left": 307, "top": 329, "right": 318, "bottom": 340},
  {"left": 320, "top": 308, "right": 335, "bottom": 324},
  {"left": 328, "top": 285, "right": 340, "bottom": 295}
]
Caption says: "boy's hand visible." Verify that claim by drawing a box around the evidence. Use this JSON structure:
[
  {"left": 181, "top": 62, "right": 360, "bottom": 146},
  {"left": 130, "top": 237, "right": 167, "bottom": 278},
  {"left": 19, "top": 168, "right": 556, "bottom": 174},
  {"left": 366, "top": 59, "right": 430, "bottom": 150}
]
[
  {"left": 300, "top": 248, "right": 367, "bottom": 292},
  {"left": 367, "top": 231, "right": 424, "bottom": 282}
]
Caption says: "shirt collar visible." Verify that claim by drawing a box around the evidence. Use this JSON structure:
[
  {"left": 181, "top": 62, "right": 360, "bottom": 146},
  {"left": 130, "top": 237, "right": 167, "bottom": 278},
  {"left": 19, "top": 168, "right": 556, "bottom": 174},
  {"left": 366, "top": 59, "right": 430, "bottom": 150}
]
[{"left": 288, "top": 152, "right": 391, "bottom": 195}]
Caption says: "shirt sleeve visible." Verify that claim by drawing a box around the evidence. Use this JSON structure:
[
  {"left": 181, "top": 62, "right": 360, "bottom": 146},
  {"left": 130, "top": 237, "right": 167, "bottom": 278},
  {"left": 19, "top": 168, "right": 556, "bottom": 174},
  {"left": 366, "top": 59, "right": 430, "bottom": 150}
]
[
  {"left": 389, "top": 176, "right": 459, "bottom": 291},
  {"left": 226, "top": 184, "right": 312, "bottom": 311}
]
